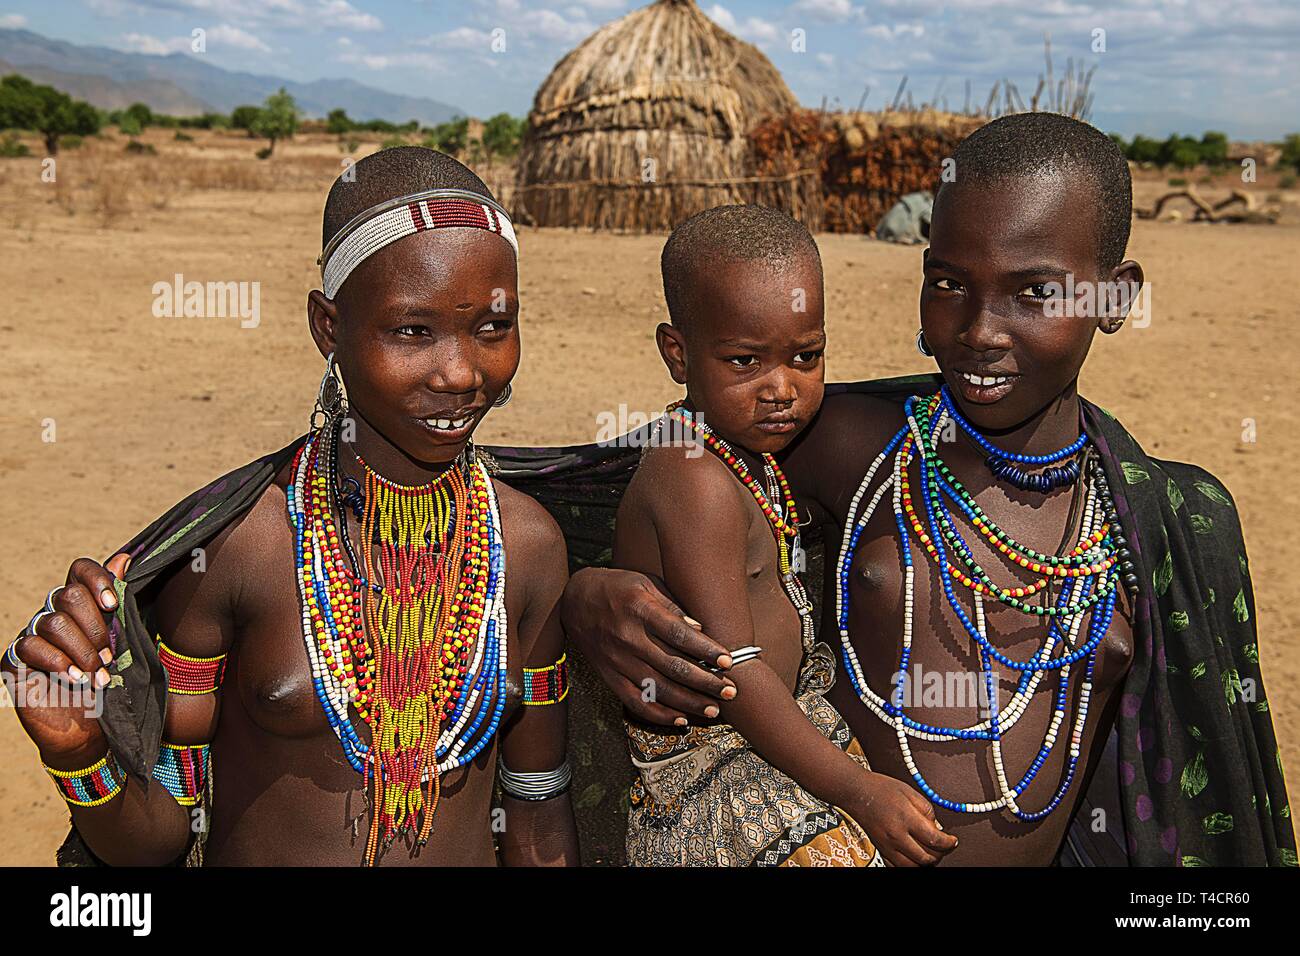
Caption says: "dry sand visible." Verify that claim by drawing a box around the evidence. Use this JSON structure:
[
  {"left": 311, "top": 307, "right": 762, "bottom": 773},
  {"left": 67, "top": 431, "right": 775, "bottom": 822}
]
[{"left": 1, "top": 130, "right": 1297, "bottom": 865}]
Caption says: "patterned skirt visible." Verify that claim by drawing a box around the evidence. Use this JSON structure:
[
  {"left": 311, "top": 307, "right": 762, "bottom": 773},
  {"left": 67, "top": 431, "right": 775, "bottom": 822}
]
[{"left": 625, "top": 644, "right": 885, "bottom": 867}]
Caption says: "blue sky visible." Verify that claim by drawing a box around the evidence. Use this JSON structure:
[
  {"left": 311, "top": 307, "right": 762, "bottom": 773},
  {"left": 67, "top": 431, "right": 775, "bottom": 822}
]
[{"left": 1, "top": 0, "right": 1296, "bottom": 138}]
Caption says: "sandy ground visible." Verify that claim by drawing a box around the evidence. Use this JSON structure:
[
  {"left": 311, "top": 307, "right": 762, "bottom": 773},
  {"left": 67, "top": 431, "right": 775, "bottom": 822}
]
[{"left": 1, "top": 130, "right": 1297, "bottom": 865}]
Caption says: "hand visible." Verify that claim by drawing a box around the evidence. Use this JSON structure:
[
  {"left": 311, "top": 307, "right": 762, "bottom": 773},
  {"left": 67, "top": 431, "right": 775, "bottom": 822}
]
[
  {"left": 561, "top": 567, "right": 737, "bottom": 726},
  {"left": 3, "top": 553, "right": 130, "bottom": 763},
  {"left": 849, "top": 773, "right": 959, "bottom": 867}
]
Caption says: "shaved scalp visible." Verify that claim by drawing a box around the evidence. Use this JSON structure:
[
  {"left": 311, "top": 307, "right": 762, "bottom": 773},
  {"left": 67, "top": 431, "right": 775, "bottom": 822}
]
[
  {"left": 662, "top": 204, "right": 822, "bottom": 332},
  {"left": 322, "top": 146, "right": 495, "bottom": 249},
  {"left": 939, "top": 112, "right": 1132, "bottom": 271}
]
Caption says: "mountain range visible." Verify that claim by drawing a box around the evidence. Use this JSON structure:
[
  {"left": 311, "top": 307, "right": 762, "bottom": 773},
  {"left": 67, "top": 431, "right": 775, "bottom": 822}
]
[{"left": 0, "top": 27, "right": 463, "bottom": 124}]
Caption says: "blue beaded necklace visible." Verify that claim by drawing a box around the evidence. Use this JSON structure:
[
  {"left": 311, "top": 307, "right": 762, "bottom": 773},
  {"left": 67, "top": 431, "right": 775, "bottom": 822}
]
[{"left": 941, "top": 386, "right": 1086, "bottom": 493}]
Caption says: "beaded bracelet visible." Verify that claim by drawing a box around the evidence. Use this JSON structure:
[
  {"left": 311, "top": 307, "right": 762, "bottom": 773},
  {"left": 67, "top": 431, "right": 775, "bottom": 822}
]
[
  {"left": 152, "top": 742, "right": 210, "bottom": 807},
  {"left": 157, "top": 638, "right": 227, "bottom": 695},
  {"left": 522, "top": 652, "right": 569, "bottom": 706},
  {"left": 499, "top": 760, "right": 572, "bottom": 801},
  {"left": 44, "top": 751, "right": 127, "bottom": 808}
]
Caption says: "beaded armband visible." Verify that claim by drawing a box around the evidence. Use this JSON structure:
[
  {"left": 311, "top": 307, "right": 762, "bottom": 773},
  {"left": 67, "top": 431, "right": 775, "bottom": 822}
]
[
  {"left": 151, "top": 742, "right": 210, "bottom": 807},
  {"left": 45, "top": 751, "right": 127, "bottom": 808},
  {"left": 157, "top": 638, "right": 227, "bottom": 696},
  {"left": 522, "top": 652, "right": 569, "bottom": 706},
  {"left": 499, "top": 761, "right": 572, "bottom": 801}
]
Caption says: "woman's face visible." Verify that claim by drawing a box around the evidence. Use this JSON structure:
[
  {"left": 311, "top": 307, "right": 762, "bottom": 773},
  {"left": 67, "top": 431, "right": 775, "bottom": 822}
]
[{"left": 319, "top": 227, "right": 520, "bottom": 466}]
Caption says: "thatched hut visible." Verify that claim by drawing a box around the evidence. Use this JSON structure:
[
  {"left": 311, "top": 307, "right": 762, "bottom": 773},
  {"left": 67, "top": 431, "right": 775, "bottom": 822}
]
[{"left": 513, "top": 0, "right": 802, "bottom": 231}]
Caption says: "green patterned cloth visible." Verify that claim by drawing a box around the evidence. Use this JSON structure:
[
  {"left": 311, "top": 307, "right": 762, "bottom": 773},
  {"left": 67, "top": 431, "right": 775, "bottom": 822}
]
[{"left": 49, "top": 375, "right": 1293, "bottom": 866}]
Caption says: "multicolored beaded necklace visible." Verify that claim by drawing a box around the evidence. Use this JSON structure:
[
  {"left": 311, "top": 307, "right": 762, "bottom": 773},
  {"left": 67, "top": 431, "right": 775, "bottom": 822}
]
[
  {"left": 660, "top": 405, "right": 814, "bottom": 646},
  {"left": 835, "top": 393, "right": 1121, "bottom": 819},
  {"left": 286, "top": 412, "right": 507, "bottom": 864},
  {"left": 942, "top": 387, "right": 1088, "bottom": 493}
]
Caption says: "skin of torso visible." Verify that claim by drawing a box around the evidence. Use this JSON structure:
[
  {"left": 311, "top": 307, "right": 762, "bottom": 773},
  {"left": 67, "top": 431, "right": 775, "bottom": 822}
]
[
  {"left": 144, "top": 455, "right": 540, "bottom": 866},
  {"left": 790, "top": 392, "right": 1134, "bottom": 865}
]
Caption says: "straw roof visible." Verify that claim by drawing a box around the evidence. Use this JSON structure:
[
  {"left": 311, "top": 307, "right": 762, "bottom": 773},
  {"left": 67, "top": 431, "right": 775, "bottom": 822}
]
[{"left": 514, "top": 0, "right": 800, "bottom": 231}]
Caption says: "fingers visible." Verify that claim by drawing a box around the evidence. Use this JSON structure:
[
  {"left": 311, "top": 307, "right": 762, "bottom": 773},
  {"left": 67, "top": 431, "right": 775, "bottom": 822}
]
[
  {"left": 30, "top": 613, "right": 111, "bottom": 687},
  {"left": 613, "top": 676, "right": 691, "bottom": 728},
  {"left": 51, "top": 584, "right": 112, "bottom": 663},
  {"left": 635, "top": 596, "right": 732, "bottom": 669},
  {"left": 67, "top": 556, "right": 125, "bottom": 613},
  {"left": 643, "top": 635, "right": 735, "bottom": 700}
]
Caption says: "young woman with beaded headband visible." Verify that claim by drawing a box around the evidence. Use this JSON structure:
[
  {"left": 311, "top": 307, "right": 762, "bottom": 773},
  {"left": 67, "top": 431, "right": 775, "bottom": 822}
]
[
  {"left": 561, "top": 113, "right": 1294, "bottom": 867},
  {"left": 3, "top": 147, "right": 579, "bottom": 866}
]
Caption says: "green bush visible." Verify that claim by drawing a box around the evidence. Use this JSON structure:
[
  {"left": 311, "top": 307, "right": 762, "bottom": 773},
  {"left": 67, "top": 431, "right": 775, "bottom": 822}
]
[
  {"left": 0, "top": 73, "right": 100, "bottom": 153},
  {"left": 125, "top": 139, "right": 156, "bottom": 155},
  {"left": 174, "top": 130, "right": 194, "bottom": 141},
  {"left": 1280, "top": 134, "right": 1300, "bottom": 173},
  {"left": 0, "top": 130, "right": 29, "bottom": 156},
  {"left": 250, "top": 87, "right": 298, "bottom": 156}
]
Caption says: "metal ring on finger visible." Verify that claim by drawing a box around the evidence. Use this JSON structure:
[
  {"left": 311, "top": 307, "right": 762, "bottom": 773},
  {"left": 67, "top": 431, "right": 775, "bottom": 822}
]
[
  {"left": 26, "top": 607, "right": 54, "bottom": 638},
  {"left": 44, "top": 585, "right": 66, "bottom": 614},
  {"left": 5, "top": 635, "right": 26, "bottom": 669}
]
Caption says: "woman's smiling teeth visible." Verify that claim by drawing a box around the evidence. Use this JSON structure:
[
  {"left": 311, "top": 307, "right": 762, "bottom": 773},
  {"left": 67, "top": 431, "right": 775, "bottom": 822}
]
[
  {"left": 960, "top": 372, "right": 1012, "bottom": 387},
  {"left": 423, "top": 415, "right": 474, "bottom": 431}
]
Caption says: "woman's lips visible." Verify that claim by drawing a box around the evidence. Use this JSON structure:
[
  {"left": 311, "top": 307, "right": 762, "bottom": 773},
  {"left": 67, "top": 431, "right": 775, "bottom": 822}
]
[
  {"left": 413, "top": 409, "right": 479, "bottom": 440},
  {"left": 953, "top": 370, "right": 1019, "bottom": 404}
]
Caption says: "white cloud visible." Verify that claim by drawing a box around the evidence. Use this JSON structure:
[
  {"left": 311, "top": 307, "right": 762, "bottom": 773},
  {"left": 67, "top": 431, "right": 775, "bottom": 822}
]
[
  {"left": 0, "top": 13, "right": 27, "bottom": 27},
  {"left": 790, "top": 0, "right": 858, "bottom": 22},
  {"left": 420, "top": 27, "right": 495, "bottom": 51},
  {"left": 707, "top": 4, "right": 781, "bottom": 46},
  {"left": 208, "top": 24, "right": 271, "bottom": 52},
  {"left": 337, "top": 49, "right": 443, "bottom": 72},
  {"left": 97, "top": 0, "right": 382, "bottom": 32},
  {"left": 863, "top": 22, "right": 924, "bottom": 39}
]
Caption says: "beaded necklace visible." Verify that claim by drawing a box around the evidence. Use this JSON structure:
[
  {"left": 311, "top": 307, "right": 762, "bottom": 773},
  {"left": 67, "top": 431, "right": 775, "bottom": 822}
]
[
  {"left": 286, "top": 414, "right": 507, "bottom": 864},
  {"left": 659, "top": 406, "right": 814, "bottom": 647},
  {"left": 942, "top": 386, "right": 1087, "bottom": 492},
  {"left": 835, "top": 393, "right": 1120, "bottom": 819}
]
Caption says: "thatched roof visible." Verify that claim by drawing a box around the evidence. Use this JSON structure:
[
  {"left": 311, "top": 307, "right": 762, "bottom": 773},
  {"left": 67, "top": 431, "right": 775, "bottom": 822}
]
[{"left": 514, "top": 0, "right": 800, "bottom": 231}]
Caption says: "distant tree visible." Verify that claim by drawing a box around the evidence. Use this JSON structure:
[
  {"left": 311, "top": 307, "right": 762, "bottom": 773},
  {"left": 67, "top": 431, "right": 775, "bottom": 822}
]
[
  {"left": 124, "top": 101, "right": 154, "bottom": 128},
  {"left": 1158, "top": 134, "right": 1202, "bottom": 170},
  {"left": 1198, "top": 131, "right": 1229, "bottom": 168},
  {"left": 326, "top": 108, "right": 353, "bottom": 134},
  {"left": 230, "top": 104, "right": 262, "bottom": 134},
  {"left": 0, "top": 74, "right": 100, "bottom": 154},
  {"left": 481, "top": 112, "right": 524, "bottom": 158},
  {"left": 118, "top": 113, "right": 142, "bottom": 138},
  {"left": 425, "top": 117, "right": 468, "bottom": 154},
  {"left": 1280, "top": 133, "right": 1300, "bottom": 172},
  {"left": 250, "top": 87, "right": 298, "bottom": 157},
  {"left": 1125, "top": 134, "right": 1161, "bottom": 165}
]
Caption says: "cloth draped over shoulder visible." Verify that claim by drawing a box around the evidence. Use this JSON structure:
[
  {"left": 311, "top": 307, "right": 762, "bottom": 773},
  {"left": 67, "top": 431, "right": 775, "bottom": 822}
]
[{"left": 47, "top": 374, "right": 1293, "bottom": 867}]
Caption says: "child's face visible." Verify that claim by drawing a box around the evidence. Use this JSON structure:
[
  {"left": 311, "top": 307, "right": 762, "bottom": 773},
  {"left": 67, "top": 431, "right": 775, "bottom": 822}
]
[
  {"left": 660, "top": 255, "right": 826, "bottom": 454},
  {"left": 921, "top": 170, "right": 1116, "bottom": 431},
  {"left": 316, "top": 228, "right": 520, "bottom": 465}
]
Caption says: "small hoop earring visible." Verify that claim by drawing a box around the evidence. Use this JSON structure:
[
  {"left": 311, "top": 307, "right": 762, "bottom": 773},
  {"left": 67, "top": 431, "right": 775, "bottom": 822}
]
[
  {"left": 916, "top": 330, "right": 934, "bottom": 357},
  {"left": 311, "top": 351, "right": 347, "bottom": 430},
  {"left": 492, "top": 383, "right": 513, "bottom": 408}
]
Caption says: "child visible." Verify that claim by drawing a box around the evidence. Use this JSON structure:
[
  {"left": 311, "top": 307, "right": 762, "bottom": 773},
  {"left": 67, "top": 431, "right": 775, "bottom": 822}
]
[
  {"left": 573, "top": 114, "right": 1294, "bottom": 867},
  {"left": 614, "top": 204, "right": 957, "bottom": 866}
]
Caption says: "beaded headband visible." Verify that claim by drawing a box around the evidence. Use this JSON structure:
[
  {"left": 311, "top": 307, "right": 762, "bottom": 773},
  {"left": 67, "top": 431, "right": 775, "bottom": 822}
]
[{"left": 318, "top": 187, "right": 519, "bottom": 299}]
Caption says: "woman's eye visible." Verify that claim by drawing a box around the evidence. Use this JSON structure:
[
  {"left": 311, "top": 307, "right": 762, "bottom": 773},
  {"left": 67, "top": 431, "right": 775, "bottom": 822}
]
[
  {"left": 795, "top": 350, "right": 823, "bottom": 364},
  {"left": 1019, "top": 283, "right": 1059, "bottom": 300},
  {"left": 728, "top": 355, "right": 758, "bottom": 368},
  {"left": 395, "top": 325, "right": 427, "bottom": 337},
  {"left": 479, "top": 318, "right": 515, "bottom": 334},
  {"left": 932, "top": 277, "right": 962, "bottom": 293}
]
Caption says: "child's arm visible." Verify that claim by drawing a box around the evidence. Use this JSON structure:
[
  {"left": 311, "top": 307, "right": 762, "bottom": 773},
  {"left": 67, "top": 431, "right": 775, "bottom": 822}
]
[
  {"left": 496, "top": 490, "right": 579, "bottom": 867},
  {"left": 640, "top": 451, "right": 956, "bottom": 866}
]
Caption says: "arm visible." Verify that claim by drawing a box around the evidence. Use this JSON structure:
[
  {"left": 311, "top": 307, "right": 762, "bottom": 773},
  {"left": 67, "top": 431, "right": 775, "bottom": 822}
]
[
  {"left": 560, "top": 567, "right": 736, "bottom": 724},
  {"left": 3, "top": 554, "right": 207, "bottom": 865},
  {"left": 496, "top": 497, "right": 579, "bottom": 866},
  {"left": 637, "top": 452, "right": 881, "bottom": 812}
]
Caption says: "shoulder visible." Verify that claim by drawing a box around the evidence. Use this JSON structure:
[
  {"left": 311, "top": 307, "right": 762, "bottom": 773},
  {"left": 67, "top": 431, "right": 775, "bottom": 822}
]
[
  {"left": 493, "top": 476, "right": 567, "bottom": 567},
  {"left": 632, "top": 441, "right": 752, "bottom": 522}
]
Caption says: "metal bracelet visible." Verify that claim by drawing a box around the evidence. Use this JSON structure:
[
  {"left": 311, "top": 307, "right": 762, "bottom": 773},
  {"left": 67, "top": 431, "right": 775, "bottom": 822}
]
[{"left": 499, "top": 761, "right": 572, "bottom": 801}]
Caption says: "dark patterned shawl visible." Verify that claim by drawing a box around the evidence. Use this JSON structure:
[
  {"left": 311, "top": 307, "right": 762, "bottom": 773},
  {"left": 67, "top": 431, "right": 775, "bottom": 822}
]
[{"left": 44, "top": 375, "right": 1293, "bottom": 866}]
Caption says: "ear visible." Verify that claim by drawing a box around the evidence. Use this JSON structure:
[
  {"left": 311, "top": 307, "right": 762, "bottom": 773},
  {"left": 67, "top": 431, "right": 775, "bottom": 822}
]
[
  {"left": 308, "top": 289, "right": 341, "bottom": 359},
  {"left": 656, "top": 322, "right": 688, "bottom": 386},
  {"left": 1099, "top": 259, "right": 1145, "bottom": 335}
]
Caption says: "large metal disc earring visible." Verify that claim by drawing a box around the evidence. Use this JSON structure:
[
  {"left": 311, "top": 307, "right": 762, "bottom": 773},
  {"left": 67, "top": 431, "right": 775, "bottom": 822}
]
[
  {"left": 492, "top": 383, "right": 513, "bottom": 408},
  {"left": 311, "top": 351, "right": 347, "bottom": 430},
  {"left": 916, "top": 330, "right": 934, "bottom": 357}
]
